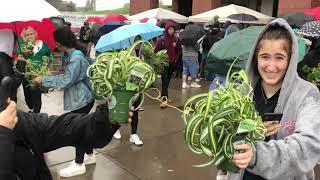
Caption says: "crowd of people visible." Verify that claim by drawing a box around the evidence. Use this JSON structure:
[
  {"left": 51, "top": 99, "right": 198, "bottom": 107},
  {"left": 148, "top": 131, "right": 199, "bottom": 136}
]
[{"left": 0, "top": 16, "right": 320, "bottom": 180}]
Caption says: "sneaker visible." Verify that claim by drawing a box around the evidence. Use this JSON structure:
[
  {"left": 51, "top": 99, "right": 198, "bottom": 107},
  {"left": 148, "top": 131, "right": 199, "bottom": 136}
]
[
  {"left": 130, "top": 134, "right": 143, "bottom": 145},
  {"left": 196, "top": 78, "right": 201, "bottom": 82},
  {"left": 113, "top": 129, "right": 121, "bottom": 139},
  {"left": 58, "top": 161, "right": 86, "bottom": 177},
  {"left": 182, "top": 83, "right": 190, "bottom": 89},
  {"left": 191, "top": 82, "right": 201, "bottom": 88},
  {"left": 83, "top": 153, "right": 96, "bottom": 165},
  {"left": 187, "top": 76, "right": 192, "bottom": 81}
]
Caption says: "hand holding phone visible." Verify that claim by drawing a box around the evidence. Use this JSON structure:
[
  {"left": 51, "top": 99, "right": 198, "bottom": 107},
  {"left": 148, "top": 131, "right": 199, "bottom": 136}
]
[{"left": 263, "top": 113, "right": 283, "bottom": 137}]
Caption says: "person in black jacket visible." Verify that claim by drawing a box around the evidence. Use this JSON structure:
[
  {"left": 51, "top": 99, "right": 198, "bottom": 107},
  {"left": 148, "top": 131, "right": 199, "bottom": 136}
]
[
  {"left": 298, "top": 38, "right": 320, "bottom": 80},
  {"left": 0, "top": 99, "right": 132, "bottom": 180},
  {"left": 0, "top": 29, "right": 23, "bottom": 102},
  {"left": 0, "top": 100, "right": 17, "bottom": 180}
]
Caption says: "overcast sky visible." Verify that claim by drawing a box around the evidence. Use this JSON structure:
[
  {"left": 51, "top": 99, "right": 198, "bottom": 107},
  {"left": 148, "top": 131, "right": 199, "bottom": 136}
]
[{"left": 70, "top": 0, "right": 172, "bottom": 10}]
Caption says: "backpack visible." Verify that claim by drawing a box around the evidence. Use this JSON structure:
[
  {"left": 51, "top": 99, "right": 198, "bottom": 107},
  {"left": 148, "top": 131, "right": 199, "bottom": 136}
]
[{"left": 160, "top": 35, "right": 179, "bottom": 50}]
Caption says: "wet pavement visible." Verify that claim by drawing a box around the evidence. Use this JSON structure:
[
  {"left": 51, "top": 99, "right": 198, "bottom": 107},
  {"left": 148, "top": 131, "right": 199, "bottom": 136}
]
[{"left": 16, "top": 77, "right": 320, "bottom": 180}]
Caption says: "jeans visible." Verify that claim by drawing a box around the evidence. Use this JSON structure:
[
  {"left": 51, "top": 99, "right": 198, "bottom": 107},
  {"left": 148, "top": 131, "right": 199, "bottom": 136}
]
[{"left": 182, "top": 58, "right": 199, "bottom": 80}]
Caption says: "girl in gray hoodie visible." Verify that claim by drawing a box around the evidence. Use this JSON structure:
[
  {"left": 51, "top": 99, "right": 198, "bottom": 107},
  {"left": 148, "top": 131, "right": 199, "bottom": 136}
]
[{"left": 226, "top": 18, "right": 320, "bottom": 180}]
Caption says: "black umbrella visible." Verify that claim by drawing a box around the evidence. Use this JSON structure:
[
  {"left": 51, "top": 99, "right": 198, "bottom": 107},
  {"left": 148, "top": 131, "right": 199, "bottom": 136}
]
[
  {"left": 179, "top": 24, "right": 206, "bottom": 46},
  {"left": 297, "top": 20, "right": 320, "bottom": 37},
  {"left": 227, "top": 13, "right": 258, "bottom": 21},
  {"left": 279, "top": 12, "right": 315, "bottom": 28},
  {"left": 89, "top": 24, "right": 104, "bottom": 45}
]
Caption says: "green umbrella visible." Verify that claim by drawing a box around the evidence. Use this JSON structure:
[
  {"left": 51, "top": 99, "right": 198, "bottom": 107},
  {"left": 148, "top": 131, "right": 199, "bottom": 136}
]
[{"left": 206, "top": 26, "right": 308, "bottom": 77}]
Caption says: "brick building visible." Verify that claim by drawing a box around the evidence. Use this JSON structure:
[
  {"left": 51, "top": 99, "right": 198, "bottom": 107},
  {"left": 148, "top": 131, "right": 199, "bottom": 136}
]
[{"left": 130, "top": 0, "right": 320, "bottom": 17}]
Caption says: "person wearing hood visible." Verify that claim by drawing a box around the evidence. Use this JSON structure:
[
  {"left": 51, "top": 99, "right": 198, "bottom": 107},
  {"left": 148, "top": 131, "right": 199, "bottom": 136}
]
[
  {"left": 155, "top": 21, "right": 182, "bottom": 108},
  {"left": 0, "top": 29, "right": 23, "bottom": 102},
  {"left": 225, "top": 18, "right": 320, "bottom": 180}
]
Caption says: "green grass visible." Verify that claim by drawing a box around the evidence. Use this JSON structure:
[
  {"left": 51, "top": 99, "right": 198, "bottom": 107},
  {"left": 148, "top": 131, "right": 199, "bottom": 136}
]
[
  {"left": 83, "top": 4, "right": 130, "bottom": 15},
  {"left": 82, "top": 3, "right": 172, "bottom": 15}
]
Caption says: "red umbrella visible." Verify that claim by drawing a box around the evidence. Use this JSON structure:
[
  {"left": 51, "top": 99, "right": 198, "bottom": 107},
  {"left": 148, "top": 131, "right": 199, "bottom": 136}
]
[
  {"left": 87, "top": 16, "right": 102, "bottom": 24},
  {"left": 0, "top": 18, "right": 56, "bottom": 50},
  {"left": 305, "top": 7, "right": 320, "bottom": 20},
  {"left": 100, "top": 14, "right": 128, "bottom": 24}
]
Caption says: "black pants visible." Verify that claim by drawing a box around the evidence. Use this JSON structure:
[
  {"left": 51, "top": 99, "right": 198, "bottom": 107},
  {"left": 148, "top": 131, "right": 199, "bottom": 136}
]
[
  {"left": 131, "top": 97, "right": 141, "bottom": 134},
  {"left": 22, "top": 79, "right": 42, "bottom": 113},
  {"left": 161, "top": 62, "right": 175, "bottom": 98},
  {"left": 71, "top": 100, "right": 95, "bottom": 164}
]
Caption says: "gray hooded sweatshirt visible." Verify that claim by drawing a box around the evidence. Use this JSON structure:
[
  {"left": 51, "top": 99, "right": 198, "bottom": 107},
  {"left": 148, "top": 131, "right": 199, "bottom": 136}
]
[{"left": 227, "top": 18, "right": 320, "bottom": 180}]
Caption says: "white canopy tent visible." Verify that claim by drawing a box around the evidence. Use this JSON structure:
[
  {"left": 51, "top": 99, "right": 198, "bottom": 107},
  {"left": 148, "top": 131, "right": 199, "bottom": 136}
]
[
  {"left": 0, "top": 0, "right": 61, "bottom": 22},
  {"left": 189, "top": 4, "right": 272, "bottom": 24},
  {"left": 129, "top": 8, "right": 188, "bottom": 24}
]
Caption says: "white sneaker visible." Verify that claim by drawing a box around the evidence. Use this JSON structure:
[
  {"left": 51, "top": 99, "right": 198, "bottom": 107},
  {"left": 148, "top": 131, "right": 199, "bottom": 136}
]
[
  {"left": 196, "top": 78, "right": 201, "bottom": 82},
  {"left": 113, "top": 129, "right": 121, "bottom": 139},
  {"left": 84, "top": 153, "right": 96, "bottom": 165},
  {"left": 182, "top": 83, "right": 190, "bottom": 89},
  {"left": 187, "top": 76, "right": 192, "bottom": 81},
  {"left": 130, "top": 134, "right": 143, "bottom": 146},
  {"left": 58, "top": 161, "right": 86, "bottom": 177},
  {"left": 191, "top": 82, "right": 201, "bottom": 88}
]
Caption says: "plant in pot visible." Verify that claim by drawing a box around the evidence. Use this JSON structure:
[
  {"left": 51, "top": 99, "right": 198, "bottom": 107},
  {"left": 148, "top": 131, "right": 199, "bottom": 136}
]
[
  {"left": 183, "top": 67, "right": 267, "bottom": 172},
  {"left": 87, "top": 40, "right": 168, "bottom": 123}
]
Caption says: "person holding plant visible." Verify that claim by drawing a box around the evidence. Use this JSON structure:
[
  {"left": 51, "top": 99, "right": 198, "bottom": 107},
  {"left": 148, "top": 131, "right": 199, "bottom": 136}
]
[
  {"left": 32, "top": 28, "right": 95, "bottom": 178},
  {"left": 16, "top": 26, "right": 53, "bottom": 113},
  {"left": 0, "top": 98, "right": 134, "bottom": 180},
  {"left": 155, "top": 21, "right": 181, "bottom": 108},
  {"left": 225, "top": 18, "right": 320, "bottom": 180},
  {"left": 113, "top": 35, "right": 144, "bottom": 145}
]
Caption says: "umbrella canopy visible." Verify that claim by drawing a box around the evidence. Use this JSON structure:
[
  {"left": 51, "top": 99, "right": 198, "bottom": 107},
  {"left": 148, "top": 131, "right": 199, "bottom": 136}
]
[
  {"left": 189, "top": 4, "right": 272, "bottom": 24},
  {"left": 227, "top": 13, "right": 258, "bottom": 22},
  {"left": 279, "top": 12, "right": 315, "bottom": 28},
  {"left": 99, "top": 23, "right": 125, "bottom": 35},
  {"left": 305, "top": 7, "right": 320, "bottom": 20},
  {"left": 0, "top": 0, "right": 61, "bottom": 22},
  {"left": 179, "top": 24, "right": 206, "bottom": 46},
  {"left": 100, "top": 14, "right": 128, "bottom": 24},
  {"left": 297, "top": 21, "right": 320, "bottom": 37},
  {"left": 87, "top": 16, "right": 102, "bottom": 24},
  {"left": 0, "top": 19, "right": 56, "bottom": 51},
  {"left": 206, "top": 26, "right": 307, "bottom": 77},
  {"left": 95, "top": 23, "right": 164, "bottom": 52},
  {"left": 129, "top": 8, "right": 188, "bottom": 24}
]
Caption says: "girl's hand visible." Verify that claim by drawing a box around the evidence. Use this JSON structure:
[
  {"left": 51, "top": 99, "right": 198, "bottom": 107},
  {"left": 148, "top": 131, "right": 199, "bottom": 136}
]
[
  {"left": 264, "top": 121, "right": 281, "bottom": 137},
  {"left": 232, "top": 144, "right": 254, "bottom": 169}
]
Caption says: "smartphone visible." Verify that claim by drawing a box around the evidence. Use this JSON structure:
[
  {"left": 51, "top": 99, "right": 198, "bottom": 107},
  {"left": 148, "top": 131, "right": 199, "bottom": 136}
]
[
  {"left": 262, "top": 113, "right": 283, "bottom": 124},
  {"left": 0, "top": 77, "right": 13, "bottom": 112}
]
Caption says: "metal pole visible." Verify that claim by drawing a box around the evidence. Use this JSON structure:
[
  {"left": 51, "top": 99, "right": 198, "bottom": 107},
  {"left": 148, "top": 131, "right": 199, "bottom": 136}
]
[{"left": 272, "top": 0, "right": 279, "bottom": 17}]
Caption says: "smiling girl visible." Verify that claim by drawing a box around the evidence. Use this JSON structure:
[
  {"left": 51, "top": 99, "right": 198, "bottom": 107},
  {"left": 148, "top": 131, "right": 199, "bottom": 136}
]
[{"left": 225, "top": 18, "right": 320, "bottom": 180}]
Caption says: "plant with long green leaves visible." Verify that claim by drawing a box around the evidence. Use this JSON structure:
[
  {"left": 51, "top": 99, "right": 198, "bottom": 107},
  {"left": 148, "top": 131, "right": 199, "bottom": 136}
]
[
  {"left": 87, "top": 40, "right": 162, "bottom": 100},
  {"left": 303, "top": 64, "right": 320, "bottom": 85},
  {"left": 183, "top": 65, "right": 267, "bottom": 172}
]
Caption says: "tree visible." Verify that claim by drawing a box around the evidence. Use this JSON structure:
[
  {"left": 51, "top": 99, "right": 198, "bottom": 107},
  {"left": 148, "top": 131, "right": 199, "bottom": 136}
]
[{"left": 45, "top": 0, "right": 62, "bottom": 10}]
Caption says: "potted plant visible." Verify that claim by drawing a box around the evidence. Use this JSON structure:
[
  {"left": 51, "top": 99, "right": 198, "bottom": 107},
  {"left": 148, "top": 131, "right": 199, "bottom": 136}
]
[
  {"left": 183, "top": 68, "right": 267, "bottom": 172},
  {"left": 87, "top": 41, "right": 168, "bottom": 123}
]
